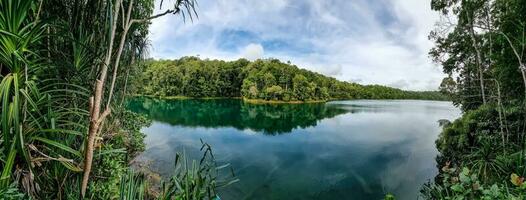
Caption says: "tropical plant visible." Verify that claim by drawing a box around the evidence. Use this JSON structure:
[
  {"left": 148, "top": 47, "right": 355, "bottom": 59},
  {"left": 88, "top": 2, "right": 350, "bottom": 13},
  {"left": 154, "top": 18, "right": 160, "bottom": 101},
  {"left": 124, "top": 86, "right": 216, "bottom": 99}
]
[
  {"left": 157, "top": 141, "right": 238, "bottom": 200},
  {"left": 0, "top": 0, "right": 203, "bottom": 198}
]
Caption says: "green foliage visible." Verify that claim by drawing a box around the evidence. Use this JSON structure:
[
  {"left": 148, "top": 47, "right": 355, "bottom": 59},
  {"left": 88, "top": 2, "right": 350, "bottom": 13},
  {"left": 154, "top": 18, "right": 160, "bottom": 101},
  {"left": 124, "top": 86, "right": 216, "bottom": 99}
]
[
  {"left": 0, "top": 0, "right": 241, "bottom": 198},
  {"left": 427, "top": 0, "right": 526, "bottom": 198},
  {"left": 89, "top": 143, "right": 128, "bottom": 199},
  {"left": 118, "top": 170, "right": 147, "bottom": 200},
  {"left": 439, "top": 76, "right": 457, "bottom": 98},
  {"left": 0, "top": 0, "right": 47, "bottom": 192},
  {"left": 0, "top": 182, "right": 26, "bottom": 200},
  {"left": 421, "top": 166, "right": 526, "bottom": 199},
  {"left": 138, "top": 58, "right": 247, "bottom": 98},
  {"left": 157, "top": 141, "right": 238, "bottom": 200},
  {"left": 264, "top": 85, "right": 284, "bottom": 100},
  {"left": 116, "top": 110, "right": 152, "bottom": 156},
  {"left": 0, "top": 0, "right": 169, "bottom": 198},
  {"left": 137, "top": 58, "right": 449, "bottom": 102},
  {"left": 86, "top": 109, "right": 151, "bottom": 199}
]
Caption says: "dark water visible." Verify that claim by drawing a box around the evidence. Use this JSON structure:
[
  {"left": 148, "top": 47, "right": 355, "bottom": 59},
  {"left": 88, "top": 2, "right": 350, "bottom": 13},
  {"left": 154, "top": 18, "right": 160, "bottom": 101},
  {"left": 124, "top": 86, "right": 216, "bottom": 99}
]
[{"left": 127, "top": 97, "right": 460, "bottom": 200}]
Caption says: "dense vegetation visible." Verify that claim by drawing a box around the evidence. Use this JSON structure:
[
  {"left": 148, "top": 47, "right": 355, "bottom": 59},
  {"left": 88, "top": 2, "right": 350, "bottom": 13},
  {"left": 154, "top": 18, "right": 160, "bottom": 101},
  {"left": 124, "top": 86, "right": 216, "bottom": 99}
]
[
  {"left": 0, "top": 0, "right": 236, "bottom": 199},
  {"left": 421, "top": 0, "right": 526, "bottom": 198},
  {"left": 136, "top": 58, "right": 448, "bottom": 102}
]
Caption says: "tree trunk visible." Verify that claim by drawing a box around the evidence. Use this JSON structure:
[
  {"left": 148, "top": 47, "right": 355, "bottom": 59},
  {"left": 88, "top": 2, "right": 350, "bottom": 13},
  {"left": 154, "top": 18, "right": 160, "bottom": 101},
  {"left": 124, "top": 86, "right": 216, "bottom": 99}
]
[
  {"left": 120, "top": 55, "right": 134, "bottom": 106},
  {"left": 521, "top": 64, "right": 526, "bottom": 95},
  {"left": 81, "top": 0, "right": 191, "bottom": 196},
  {"left": 499, "top": 32, "right": 526, "bottom": 98},
  {"left": 81, "top": 0, "right": 123, "bottom": 197},
  {"left": 469, "top": 20, "right": 487, "bottom": 104},
  {"left": 107, "top": 0, "right": 134, "bottom": 108}
]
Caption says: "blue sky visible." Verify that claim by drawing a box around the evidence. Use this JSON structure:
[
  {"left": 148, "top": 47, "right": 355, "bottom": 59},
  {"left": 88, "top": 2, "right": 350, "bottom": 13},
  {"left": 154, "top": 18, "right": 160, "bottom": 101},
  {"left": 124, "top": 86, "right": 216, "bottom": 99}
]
[{"left": 148, "top": 0, "right": 443, "bottom": 90}]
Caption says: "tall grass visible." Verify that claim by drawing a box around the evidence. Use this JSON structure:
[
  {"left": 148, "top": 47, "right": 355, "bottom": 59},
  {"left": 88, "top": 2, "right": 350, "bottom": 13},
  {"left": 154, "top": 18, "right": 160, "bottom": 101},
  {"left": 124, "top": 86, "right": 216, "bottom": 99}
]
[
  {"left": 157, "top": 141, "right": 238, "bottom": 200},
  {"left": 117, "top": 141, "right": 238, "bottom": 200}
]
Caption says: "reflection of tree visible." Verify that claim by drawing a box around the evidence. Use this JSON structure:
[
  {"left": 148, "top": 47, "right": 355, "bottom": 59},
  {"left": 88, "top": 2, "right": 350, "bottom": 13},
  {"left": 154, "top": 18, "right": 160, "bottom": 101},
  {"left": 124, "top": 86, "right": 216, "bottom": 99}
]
[{"left": 126, "top": 97, "right": 350, "bottom": 135}]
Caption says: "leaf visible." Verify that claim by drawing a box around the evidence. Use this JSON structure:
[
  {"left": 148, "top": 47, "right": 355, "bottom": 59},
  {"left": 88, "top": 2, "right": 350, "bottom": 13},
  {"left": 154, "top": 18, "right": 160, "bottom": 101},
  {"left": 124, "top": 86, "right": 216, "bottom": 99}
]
[
  {"left": 34, "top": 137, "right": 81, "bottom": 158},
  {"left": 451, "top": 184, "right": 463, "bottom": 192},
  {"left": 59, "top": 160, "right": 82, "bottom": 172},
  {"left": 459, "top": 173, "right": 470, "bottom": 184},
  {"left": 95, "top": 148, "right": 126, "bottom": 157}
]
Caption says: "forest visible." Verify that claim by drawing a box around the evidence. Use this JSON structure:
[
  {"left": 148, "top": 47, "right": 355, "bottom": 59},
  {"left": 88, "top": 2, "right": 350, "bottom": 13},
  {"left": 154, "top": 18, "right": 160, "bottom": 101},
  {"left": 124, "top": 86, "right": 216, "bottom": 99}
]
[
  {"left": 421, "top": 0, "right": 526, "bottom": 198},
  {"left": 136, "top": 57, "right": 448, "bottom": 102}
]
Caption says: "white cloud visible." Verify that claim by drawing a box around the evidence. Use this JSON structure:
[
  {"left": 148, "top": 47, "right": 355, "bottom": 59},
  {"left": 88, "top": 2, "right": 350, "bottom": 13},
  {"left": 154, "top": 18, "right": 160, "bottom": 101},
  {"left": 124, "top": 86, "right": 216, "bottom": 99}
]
[
  {"left": 241, "top": 43, "right": 264, "bottom": 61},
  {"left": 389, "top": 80, "right": 410, "bottom": 89},
  {"left": 147, "top": 0, "right": 445, "bottom": 91}
]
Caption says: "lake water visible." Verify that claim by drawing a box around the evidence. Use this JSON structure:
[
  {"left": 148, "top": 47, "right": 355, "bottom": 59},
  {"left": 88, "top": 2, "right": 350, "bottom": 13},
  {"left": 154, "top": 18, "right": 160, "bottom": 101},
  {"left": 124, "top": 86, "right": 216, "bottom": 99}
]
[{"left": 127, "top": 98, "right": 461, "bottom": 200}]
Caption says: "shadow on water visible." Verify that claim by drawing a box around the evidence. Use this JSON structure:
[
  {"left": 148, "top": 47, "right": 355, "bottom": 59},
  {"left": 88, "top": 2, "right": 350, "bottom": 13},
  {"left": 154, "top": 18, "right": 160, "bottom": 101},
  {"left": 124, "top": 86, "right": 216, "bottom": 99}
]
[{"left": 127, "top": 97, "right": 351, "bottom": 135}]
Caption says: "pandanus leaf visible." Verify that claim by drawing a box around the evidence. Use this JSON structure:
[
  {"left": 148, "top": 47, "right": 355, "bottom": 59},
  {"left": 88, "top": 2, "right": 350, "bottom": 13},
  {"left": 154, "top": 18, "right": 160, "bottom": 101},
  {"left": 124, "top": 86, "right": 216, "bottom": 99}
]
[{"left": 34, "top": 137, "right": 81, "bottom": 158}]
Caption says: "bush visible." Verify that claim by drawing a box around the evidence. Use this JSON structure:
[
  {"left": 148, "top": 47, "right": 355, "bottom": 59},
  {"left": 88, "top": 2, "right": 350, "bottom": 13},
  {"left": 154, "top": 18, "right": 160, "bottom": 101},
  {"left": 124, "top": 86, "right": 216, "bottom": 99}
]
[{"left": 421, "top": 165, "right": 526, "bottom": 199}]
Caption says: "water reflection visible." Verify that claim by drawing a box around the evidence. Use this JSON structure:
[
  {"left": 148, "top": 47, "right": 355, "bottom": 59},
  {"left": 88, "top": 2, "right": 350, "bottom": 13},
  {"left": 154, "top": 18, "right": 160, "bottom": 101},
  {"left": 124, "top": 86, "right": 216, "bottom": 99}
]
[
  {"left": 128, "top": 99, "right": 460, "bottom": 200},
  {"left": 127, "top": 97, "right": 350, "bottom": 134}
]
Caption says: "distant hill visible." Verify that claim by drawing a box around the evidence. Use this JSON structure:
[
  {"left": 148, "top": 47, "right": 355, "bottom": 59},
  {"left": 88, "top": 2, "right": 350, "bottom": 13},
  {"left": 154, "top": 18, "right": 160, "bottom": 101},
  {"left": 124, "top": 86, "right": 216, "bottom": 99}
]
[{"left": 134, "top": 57, "right": 448, "bottom": 101}]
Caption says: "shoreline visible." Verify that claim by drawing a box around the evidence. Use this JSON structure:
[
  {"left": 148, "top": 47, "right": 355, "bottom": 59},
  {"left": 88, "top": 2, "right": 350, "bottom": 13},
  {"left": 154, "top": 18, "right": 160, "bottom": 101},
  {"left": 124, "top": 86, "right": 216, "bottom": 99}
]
[
  {"left": 241, "top": 98, "right": 327, "bottom": 104},
  {"left": 133, "top": 94, "right": 242, "bottom": 100},
  {"left": 131, "top": 95, "right": 450, "bottom": 103},
  {"left": 133, "top": 95, "right": 328, "bottom": 104}
]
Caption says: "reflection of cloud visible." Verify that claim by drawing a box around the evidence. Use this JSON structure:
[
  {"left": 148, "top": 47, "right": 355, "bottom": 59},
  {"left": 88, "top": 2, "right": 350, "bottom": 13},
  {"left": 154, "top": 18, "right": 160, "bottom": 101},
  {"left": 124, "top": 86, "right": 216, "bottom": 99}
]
[
  {"left": 241, "top": 129, "right": 258, "bottom": 135},
  {"left": 135, "top": 100, "right": 461, "bottom": 199}
]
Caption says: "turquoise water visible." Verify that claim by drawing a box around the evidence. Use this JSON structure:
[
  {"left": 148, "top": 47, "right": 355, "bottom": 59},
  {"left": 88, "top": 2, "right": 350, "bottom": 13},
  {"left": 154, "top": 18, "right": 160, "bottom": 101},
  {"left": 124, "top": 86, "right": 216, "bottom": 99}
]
[{"left": 127, "top": 98, "right": 460, "bottom": 199}]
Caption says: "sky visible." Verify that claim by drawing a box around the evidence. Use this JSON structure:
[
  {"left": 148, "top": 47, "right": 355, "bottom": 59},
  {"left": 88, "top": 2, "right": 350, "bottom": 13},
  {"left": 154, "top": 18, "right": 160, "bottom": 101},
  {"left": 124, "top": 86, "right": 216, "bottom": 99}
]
[{"left": 148, "top": 0, "right": 444, "bottom": 91}]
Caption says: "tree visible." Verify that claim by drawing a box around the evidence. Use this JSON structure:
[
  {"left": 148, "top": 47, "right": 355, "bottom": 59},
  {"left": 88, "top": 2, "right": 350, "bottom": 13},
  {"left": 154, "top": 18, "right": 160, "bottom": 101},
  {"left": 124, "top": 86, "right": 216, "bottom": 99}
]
[
  {"left": 138, "top": 58, "right": 448, "bottom": 102},
  {"left": 242, "top": 79, "right": 258, "bottom": 99},
  {"left": 263, "top": 72, "right": 276, "bottom": 88},
  {"left": 439, "top": 76, "right": 457, "bottom": 97},
  {"left": 81, "top": 0, "right": 198, "bottom": 196},
  {"left": 292, "top": 74, "right": 309, "bottom": 100},
  {"left": 265, "top": 85, "right": 283, "bottom": 100}
]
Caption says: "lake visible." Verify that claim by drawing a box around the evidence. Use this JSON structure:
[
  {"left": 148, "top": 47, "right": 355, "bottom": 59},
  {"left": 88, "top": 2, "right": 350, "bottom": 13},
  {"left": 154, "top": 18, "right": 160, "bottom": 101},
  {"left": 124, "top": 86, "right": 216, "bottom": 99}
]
[{"left": 127, "top": 98, "right": 461, "bottom": 200}]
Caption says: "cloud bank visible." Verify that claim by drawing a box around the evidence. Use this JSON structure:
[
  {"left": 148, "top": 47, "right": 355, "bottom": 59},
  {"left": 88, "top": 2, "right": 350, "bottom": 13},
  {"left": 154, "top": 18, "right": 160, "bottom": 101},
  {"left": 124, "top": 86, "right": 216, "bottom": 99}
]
[{"left": 148, "top": 0, "right": 444, "bottom": 90}]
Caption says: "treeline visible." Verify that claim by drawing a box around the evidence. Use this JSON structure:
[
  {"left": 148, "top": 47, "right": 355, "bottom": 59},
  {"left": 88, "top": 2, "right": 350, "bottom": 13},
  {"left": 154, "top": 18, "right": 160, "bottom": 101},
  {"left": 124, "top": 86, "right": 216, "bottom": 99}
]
[{"left": 136, "top": 57, "right": 448, "bottom": 101}]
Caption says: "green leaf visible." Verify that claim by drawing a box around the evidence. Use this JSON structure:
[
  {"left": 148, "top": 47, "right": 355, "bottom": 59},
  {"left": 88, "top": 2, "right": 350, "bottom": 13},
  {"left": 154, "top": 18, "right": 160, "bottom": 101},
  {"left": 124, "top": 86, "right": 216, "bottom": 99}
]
[
  {"left": 451, "top": 184, "right": 464, "bottom": 192},
  {"left": 59, "top": 160, "right": 82, "bottom": 172},
  {"left": 34, "top": 137, "right": 81, "bottom": 158}
]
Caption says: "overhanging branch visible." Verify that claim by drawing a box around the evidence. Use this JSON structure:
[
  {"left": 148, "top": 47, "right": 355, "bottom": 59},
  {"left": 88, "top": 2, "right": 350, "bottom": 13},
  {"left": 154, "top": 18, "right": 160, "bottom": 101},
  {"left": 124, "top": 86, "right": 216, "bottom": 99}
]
[{"left": 130, "top": 8, "right": 179, "bottom": 24}]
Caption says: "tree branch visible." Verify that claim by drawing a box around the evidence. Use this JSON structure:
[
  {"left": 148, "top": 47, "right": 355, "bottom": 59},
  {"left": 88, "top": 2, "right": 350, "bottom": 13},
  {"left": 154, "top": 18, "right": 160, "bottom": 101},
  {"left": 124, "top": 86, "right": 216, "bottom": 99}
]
[
  {"left": 97, "top": 108, "right": 111, "bottom": 125},
  {"left": 500, "top": 32, "right": 523, "bottom": 64},
  {"left": 130, "top": 8, "right": 178, "bottom": 24}
]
